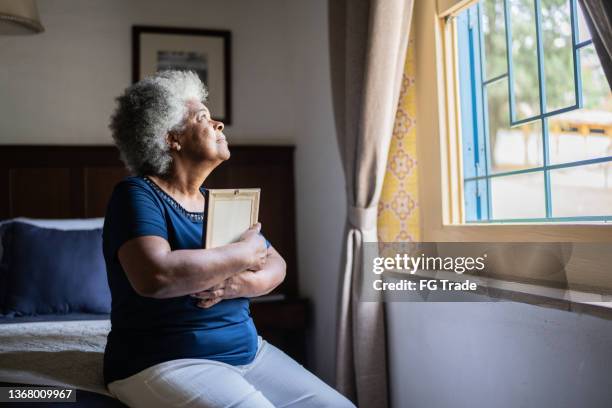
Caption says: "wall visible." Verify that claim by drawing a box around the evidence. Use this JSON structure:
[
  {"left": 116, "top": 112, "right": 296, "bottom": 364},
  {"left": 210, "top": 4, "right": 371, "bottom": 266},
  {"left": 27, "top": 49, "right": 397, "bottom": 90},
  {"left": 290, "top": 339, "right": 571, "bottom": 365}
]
[
  {"left": 0, "top": 0, "right": 343, "bottom": 385},
  {"left": 387, "top": 300, "right": 612, "bottom": 408},
  {"left": 287, "top": 0, "right": 345, "bottom": 386},
  {"left": 0, "top": 0, "right": 296, "bottom": 144}
]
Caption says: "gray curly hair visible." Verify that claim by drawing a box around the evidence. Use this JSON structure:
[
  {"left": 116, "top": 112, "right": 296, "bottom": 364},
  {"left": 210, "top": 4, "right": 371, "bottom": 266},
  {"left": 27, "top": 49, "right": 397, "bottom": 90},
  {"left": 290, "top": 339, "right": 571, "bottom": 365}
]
[{"left": 109, "top": 70, "right": 208, "bottom": 176}]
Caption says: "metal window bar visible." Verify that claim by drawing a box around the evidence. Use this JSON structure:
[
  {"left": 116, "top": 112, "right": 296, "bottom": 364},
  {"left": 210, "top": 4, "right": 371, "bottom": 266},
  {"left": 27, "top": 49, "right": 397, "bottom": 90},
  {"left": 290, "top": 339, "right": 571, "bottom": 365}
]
[
  {"left": 533, "top": 0, "right": 553, "bottom": 217},
  {"left": 505, "top": 0, "right": 591, "bottom": 128},
  {"left": 464, "top": 155, "right": 612, "bottom": 182},
  {"left": 503, "top": 0, "right": 592, "bottom": 126},
  {"left": 483, "top": 72, "right": 508, "bottom": 86}
]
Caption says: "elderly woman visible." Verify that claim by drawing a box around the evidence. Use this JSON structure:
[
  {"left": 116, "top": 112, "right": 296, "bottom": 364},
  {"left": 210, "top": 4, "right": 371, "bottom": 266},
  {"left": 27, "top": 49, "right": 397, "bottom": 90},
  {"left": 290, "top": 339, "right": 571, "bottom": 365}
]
[{"left": 102, "top": 71, "right": 354, "bottom": 408}]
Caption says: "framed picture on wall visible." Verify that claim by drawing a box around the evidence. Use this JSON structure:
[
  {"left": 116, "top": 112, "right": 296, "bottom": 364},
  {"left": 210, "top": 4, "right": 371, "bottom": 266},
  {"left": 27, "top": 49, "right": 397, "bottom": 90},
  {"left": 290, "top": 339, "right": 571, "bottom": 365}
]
[{"left": 132, "top": 25, "right": 232, "bottom": 124}]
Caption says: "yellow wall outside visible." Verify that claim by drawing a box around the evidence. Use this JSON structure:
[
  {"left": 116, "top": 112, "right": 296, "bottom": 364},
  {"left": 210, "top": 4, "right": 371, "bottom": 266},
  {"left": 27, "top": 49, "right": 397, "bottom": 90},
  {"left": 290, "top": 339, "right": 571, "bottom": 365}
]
[{"left": 378, "top": 34, "right": 420, "bottom": 242}]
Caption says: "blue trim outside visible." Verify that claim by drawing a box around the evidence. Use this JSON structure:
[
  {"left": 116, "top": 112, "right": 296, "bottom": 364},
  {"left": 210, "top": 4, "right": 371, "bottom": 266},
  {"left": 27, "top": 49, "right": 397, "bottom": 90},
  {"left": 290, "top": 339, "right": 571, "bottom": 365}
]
[
  {"left": 458, "top": 11, "right": 479, "bottom": 221},
  {"left": 475, "top": 4, "right": 492, "bottom": 219}
]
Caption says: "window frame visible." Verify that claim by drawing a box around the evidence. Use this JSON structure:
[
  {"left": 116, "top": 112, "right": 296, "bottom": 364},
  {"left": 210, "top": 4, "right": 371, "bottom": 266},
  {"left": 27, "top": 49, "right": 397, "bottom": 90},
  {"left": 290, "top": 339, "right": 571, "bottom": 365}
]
[
  {"left": 457, "top": 0, "right": 611, "bottom": 223},
  {"left": 413, "top": 0, "right": 612, "bottom": 289}
]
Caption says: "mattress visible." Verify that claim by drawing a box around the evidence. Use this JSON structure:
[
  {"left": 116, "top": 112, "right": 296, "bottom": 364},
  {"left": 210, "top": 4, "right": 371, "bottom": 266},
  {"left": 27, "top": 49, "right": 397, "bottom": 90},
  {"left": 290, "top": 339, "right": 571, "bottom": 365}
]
[{"left": 0, "top": 318, "right": 112, "bottom": 397}]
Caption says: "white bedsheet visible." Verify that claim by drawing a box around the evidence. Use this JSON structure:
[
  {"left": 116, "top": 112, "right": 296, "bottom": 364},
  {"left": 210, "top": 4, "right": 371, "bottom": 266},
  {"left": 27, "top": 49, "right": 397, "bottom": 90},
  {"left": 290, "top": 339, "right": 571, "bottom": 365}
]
[{"left": 0, "top": 320, "right": 112, "bottom": 396}]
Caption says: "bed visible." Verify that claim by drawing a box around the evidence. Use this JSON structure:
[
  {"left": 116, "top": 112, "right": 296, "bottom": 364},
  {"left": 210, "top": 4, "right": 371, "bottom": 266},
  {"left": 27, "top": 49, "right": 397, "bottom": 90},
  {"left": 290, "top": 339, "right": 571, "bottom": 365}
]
[
  {"left": 0, "top": 145, "right": 307, "bottom": 407},
  {"left": 0, "top": 317, "right": 123, "bottom": 407}
]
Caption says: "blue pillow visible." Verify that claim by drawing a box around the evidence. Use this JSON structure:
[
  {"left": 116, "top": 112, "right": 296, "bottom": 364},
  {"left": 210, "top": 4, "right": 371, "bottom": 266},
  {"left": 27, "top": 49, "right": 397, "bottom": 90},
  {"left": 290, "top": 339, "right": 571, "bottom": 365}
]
[{"left": 0, "top": 222, "right": 111, "bottom": 316}]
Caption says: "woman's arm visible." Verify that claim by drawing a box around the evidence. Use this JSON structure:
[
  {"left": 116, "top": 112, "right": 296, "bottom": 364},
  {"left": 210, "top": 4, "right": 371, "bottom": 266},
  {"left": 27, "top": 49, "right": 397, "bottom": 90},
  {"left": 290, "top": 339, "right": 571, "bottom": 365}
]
[
  {"left": 191, "top": 246, "right": 287, "bottom": 308},
  {"left": 117, "top": 224, "right": 268, "bottom": 299}
]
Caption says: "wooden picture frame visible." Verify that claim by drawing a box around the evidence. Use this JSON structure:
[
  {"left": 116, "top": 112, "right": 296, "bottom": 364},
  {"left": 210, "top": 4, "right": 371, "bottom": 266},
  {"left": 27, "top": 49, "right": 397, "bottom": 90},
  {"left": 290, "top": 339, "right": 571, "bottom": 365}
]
[
  {"left": 132, "top": 25, "right": 232, "bottom": 124},
  {"left": 204, "top": 189, "right": 260, "bottom": 249}
]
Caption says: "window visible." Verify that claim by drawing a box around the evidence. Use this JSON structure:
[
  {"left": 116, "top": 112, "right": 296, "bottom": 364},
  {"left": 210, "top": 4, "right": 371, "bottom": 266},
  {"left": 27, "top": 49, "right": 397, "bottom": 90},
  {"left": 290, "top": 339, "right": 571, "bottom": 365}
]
[{"left": 456, "top": 0, "right": 611, "bottom": 223}]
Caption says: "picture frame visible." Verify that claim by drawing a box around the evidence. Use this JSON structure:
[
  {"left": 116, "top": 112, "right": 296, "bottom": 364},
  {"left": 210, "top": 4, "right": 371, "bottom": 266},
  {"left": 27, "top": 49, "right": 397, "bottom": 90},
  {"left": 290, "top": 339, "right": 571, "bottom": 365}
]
[
  {"left": 204, "top": 188, "right": 260, "bottom": 249},
  {"left": 132, "top": 25, "right": 232, "bottom": 124}
]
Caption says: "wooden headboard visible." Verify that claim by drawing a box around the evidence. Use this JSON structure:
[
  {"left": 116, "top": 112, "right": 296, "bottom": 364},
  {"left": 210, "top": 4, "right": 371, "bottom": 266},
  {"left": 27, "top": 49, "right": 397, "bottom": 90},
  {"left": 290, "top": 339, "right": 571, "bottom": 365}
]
[{"left": 0, "top": 145, "right": 298, "bottom": 296}]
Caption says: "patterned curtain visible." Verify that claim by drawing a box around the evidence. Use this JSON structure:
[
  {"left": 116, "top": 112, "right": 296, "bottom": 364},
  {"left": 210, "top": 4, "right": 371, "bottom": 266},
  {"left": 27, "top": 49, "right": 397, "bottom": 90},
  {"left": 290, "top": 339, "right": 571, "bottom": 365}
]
[{"left": 378, "top": 36, "right": 420, "bottom": 242}]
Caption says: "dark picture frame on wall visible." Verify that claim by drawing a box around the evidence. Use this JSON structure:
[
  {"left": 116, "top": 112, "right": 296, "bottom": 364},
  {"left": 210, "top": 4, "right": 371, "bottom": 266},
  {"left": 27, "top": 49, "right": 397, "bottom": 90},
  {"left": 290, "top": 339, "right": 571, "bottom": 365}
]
[{"left": 132, "top": 25, "right": 232, "bottom": 124}]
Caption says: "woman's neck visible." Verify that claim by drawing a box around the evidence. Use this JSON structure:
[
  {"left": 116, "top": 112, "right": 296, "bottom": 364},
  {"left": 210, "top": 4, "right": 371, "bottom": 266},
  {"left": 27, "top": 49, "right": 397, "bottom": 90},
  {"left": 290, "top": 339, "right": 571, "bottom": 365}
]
[
  {"left": 153, "top": 173, "right": 203, "bottom": 197},
  {"left": 150, "top": 161, "right": 215, "bottom": 199},
  {"left": 146, "top": 172, "right": 205, "bottom": 214}
]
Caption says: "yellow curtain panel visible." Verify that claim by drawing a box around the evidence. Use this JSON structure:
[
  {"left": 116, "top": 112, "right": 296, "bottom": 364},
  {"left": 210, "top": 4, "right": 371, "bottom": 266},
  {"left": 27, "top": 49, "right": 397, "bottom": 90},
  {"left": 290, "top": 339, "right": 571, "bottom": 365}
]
[{"left": 378, "top": 36, "right": 420, "bottom": 242}]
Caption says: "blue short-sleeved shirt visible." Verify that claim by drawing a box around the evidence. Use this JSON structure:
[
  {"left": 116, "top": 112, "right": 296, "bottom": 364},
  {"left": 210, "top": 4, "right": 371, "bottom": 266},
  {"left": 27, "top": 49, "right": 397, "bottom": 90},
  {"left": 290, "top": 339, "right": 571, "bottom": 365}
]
[{"left": 102, "top": 176, "right": 261, "bottom": 385}]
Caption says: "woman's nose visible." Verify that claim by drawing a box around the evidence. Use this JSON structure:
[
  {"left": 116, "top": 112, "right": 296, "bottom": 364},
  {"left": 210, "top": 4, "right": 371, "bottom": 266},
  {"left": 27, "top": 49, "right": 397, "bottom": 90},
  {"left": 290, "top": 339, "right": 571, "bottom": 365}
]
[{"left": 215, "top": 121, "right": 224, "bottom": 131}]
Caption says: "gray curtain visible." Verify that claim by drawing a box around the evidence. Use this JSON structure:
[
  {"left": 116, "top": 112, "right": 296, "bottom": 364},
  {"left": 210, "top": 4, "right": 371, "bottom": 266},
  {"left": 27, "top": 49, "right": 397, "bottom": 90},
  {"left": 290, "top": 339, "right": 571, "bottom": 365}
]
[
  {"left": 578, "top": 0, "right": 612, "bottom": 90},
  {"left": 328, "top": 0, "right": 413, "bottom": 406}
]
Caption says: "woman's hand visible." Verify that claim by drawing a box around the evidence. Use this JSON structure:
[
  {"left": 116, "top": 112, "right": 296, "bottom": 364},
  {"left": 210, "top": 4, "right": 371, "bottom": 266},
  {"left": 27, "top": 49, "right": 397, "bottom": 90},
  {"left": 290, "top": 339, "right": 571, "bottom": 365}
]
[
  {"left": 238, "top": 223, "right": 268, "bottom": 271},
  {"left": 191, "top": 271, "right": 257, "bottom": 308},
  {"left": 192, "top": 246, "right": 287, "bottom": 309},
  {"left": 190, "top": 281, "right": 226, "bottom": 308}
]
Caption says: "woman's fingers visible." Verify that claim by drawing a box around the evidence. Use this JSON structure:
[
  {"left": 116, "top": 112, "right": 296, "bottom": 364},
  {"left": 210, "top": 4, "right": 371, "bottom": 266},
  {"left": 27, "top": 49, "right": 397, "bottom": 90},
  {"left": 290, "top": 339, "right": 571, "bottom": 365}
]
[
  {"left": 191, "top": 288, "right": 224, "bottom": 300},
  {"left": 239, "top": 222, "right": 261, "bottom": 241},
  {"left": 198, "top": 296, "right": 223, "bottom": 309},
  {"left": 192, "top": 281, "right": 228, "bottom": 308}
]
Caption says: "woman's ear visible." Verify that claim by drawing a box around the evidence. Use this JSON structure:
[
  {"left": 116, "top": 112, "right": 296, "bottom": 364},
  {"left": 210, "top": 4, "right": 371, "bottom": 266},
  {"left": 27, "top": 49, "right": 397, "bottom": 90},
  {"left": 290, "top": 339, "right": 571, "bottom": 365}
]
[{"left": 165, "top": 132, "right": 182, "bottom": 152}]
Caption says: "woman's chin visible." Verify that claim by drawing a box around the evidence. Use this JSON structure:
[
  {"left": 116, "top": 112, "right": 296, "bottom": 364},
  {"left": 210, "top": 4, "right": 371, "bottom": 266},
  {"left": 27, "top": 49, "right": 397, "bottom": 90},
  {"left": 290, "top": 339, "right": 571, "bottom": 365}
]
[{"left": 218, "top": 144, "right": 231, "bottom": 160}]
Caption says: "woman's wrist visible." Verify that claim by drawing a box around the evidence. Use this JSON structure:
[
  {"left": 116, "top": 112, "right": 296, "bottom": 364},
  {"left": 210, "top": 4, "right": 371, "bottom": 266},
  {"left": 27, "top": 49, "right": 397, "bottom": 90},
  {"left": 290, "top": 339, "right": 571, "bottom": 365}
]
[{"left": 226, "top": 241, "right": 255, "bottom": 272}]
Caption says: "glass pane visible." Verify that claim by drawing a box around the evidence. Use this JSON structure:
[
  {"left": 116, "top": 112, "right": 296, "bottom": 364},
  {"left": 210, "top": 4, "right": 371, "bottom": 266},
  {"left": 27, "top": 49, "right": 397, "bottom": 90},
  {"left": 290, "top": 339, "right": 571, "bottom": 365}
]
[
  {"left": 510, "top": 0, "right": 541, "bottom": 120},
  {"left": 481, "top": 0, "right": 507, "bottom": 80},
  {"left": 580, "top": 45, "right": 612, "bottom": 111},
  {"left": 576, "top": 1, "right": 591, "bottom": 43},
  {"left": 548, "top": 45, "right": 612, "bottom": 164},
  {"left": 542, "top": 0, "right": 575, "bottom": 112},
  {"left": 491, "top": 172, "right": 546, "bottom": 218},
  {"left": 487, "top": 79, "right": 543, "bottom": 173},
  {"left": 551, "top": 162, "right": 612, "bottom": 217}
]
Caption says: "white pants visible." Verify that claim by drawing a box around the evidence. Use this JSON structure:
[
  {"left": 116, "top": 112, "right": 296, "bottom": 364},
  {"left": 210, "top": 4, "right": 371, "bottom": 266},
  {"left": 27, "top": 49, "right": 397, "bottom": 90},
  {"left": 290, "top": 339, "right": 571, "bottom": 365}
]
[{"left": 108, "top": 337, "right": 355, "bottom": 408}]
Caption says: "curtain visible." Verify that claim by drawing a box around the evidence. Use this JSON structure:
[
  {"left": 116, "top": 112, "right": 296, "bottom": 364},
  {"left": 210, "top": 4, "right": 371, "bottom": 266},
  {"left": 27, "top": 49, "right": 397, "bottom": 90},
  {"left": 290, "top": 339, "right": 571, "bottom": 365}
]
[
  {"left": 378, "top": 34, "right": 420, "bottom": 243},
  {"left": 329, "top": 0, "right": 414, "bottom": 406},
  {"left": 578, "top": 0, "right": 612, "bottom": 90}
]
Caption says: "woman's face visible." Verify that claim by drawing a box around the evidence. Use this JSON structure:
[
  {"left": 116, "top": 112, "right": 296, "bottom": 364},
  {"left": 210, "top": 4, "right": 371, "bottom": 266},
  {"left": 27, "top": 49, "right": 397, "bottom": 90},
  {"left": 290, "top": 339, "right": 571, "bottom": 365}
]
[{"left": 179, "top": 99, "right": 229, "bottom": 163}]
